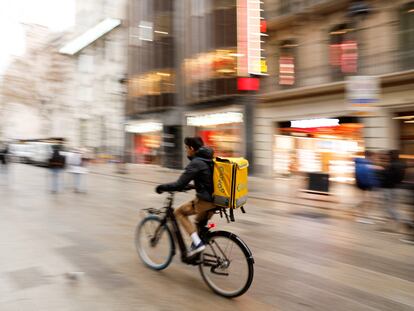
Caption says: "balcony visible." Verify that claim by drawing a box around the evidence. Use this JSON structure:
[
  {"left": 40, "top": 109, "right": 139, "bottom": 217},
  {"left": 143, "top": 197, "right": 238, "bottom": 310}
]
[
  {"left": 262, "top": 49, "right": 414, "bottom": 98},
  {"left": 265, "top": 0, "right": 349, "bottom": 27}
]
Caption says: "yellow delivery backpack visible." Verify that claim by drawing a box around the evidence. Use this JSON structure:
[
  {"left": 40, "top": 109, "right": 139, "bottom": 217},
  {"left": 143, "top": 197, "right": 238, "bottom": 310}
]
[{"left": 213, "top": 157, "right": 249, "bottom": 210}]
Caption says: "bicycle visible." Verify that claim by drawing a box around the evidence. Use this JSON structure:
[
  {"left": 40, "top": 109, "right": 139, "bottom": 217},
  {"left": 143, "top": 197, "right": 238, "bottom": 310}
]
[{"left": 134, "top": 191, "right": 255, "bottom": 298}]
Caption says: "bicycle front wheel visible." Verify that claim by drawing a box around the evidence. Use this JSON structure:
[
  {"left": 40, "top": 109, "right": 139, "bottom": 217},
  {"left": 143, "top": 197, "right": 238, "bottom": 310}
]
[
  {"left": 199, "top": 231, "right": 254, "bottom": 298},
  {"left": 135, "top": 215, "right": 174, "bottom": 270}
]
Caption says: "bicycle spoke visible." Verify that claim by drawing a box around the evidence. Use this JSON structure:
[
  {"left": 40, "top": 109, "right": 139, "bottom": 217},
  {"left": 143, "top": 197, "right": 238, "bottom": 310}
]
[
  {"left": 135, "top": 216, "right": 174, "bottom": 270},
  {"left": 200, "top": 234, "right": 253, "bottom": 297}
]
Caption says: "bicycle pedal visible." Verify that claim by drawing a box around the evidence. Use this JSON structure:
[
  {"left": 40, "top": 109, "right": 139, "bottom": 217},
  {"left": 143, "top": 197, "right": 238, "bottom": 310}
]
[{"left": 185, "top": 253, "right": 201, "bottom": 265}]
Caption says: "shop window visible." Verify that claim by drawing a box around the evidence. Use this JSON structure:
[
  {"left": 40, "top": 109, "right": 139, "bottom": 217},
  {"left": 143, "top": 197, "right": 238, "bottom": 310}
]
[
  {"left": 213, "top": 4, "right": 237, "bottom": 49},
  {"left": 329, "top": 24, "right": 358, "bottom": 80},
  {"left": 400, "top": 2, "right": 414, "bottom": 69},
  {"left": 278, "top": 40, "right": 297, "bottom": 86}
]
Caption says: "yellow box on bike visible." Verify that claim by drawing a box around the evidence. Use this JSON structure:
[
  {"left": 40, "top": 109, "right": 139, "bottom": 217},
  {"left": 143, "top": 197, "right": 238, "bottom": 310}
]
[{"left": 213, "top": 157, "right": 248, "bottom": 209}]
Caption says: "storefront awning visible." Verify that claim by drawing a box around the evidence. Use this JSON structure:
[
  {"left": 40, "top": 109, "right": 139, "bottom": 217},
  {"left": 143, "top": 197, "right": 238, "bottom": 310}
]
[
  {"left": 59, "top": 18, "right": 121, "bottom": 55},
  {"left": 186, "top": 112, "right": 243, "bottom": 127},
  {"left": 125, "top": 121, "right": 162, "bottom": 134}
]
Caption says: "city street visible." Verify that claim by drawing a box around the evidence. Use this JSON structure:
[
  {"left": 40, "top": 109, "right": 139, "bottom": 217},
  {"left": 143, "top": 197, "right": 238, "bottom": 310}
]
[{"left": 1, "top": 163, "right": 414, "bottom": 311}]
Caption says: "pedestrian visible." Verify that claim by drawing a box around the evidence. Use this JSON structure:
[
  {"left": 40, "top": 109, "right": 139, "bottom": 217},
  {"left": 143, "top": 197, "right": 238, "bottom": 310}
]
[
  {"left": 354, "top": 150, "right": 380, "bottom": 224},
  {"left": 400, "top": 159, "right": 414, "bottom": 244},
  {"left": 67, "top": 148, "right": 87, "bottom": 193},
  {"left": 377, "top": 150, "right": 406, "bottom": 232},
  {"left": 48, "top": 146, "right": 66, "bottom": 193},
  {"left": 0, "top": 143, "right": 9, "bottom": 185}
]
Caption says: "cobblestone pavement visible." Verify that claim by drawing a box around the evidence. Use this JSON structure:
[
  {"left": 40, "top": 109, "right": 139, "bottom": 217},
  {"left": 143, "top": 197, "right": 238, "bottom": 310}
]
[{"left": 1, "top": 163, "right": 414, "bottom": 311}]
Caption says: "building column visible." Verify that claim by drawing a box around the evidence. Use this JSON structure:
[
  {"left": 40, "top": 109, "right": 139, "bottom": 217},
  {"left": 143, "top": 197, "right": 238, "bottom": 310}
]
[
  {"left": 363, "top": 108, "right": 398, "bottom": 151},
  {"left": 162, "top": 122, "right": 183, "bottom": 169},
  {"left": 242, "top": 95, "right": 256, "bottom": 173},
  {"left": 161, "top": 0, "right": 186, "bottom": 170}
]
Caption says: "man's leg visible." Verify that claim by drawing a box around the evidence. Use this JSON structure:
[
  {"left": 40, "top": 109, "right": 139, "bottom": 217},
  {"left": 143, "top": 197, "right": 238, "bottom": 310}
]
[
  {"left": 382, "top": 188, "right": 400, "bottom": 222},
  {"left": 74, "top": 173, "right": 81, "bottom": 192},
  {"left": 175, "top": 198, "right": 215, "bottom": 255},
  {"left": 195, "top": 201, "right": 216, "bottom": 228},
  {"left": 174, "top": 199, "right": 197, "bottom": 236},
  {"left": 51, "top": 169, "right": 58, "bottom": 193}
]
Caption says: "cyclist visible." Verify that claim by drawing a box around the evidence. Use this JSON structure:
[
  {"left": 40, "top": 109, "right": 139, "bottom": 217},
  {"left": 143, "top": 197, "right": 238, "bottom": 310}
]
[{"left": 156, "top": 137, "right": 215, "bottom": 256}]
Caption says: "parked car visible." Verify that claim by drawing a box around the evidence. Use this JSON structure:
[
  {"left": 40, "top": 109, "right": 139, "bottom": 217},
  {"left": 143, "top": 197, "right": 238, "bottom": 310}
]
[
  {"left": 8, "top": 144, "right": 33, "bottom": 163},
  {"left": 27, "top": 142, "right": 54, "bottom": 166}
]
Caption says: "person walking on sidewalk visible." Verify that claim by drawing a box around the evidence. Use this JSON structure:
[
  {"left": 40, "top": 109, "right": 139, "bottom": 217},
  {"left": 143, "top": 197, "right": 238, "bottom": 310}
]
[
  {"left": 400, "top": 159, "right": 414, "bottom": 244},
  {"left": 155, "top": 137, "right": 215, "bottom": 257},
  {"left": 67, "top": 149, "right": 88, "bottom": 193},
  {"left": 0, "top": 143, "right": 9, "bottom": 185},
  {"left": 378, "top": 150, "right": 406, "bottom": 232},
  {"left": 48, "top": 146, "right": 66, "bottom": 193},
  {"left": 354, "top": 151, "right": 380, "bottom": 224}
]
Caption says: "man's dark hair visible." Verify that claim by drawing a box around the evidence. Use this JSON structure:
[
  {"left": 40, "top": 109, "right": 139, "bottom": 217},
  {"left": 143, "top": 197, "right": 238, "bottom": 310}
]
[{"left": 184, "top": 136, "right": 204, "bottom": 151}]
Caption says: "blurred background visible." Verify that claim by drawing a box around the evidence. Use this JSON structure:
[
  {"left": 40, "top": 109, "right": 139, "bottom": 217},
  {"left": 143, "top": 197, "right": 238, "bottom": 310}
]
[
  {"left": 1, "top": 0, "right": 414, "bottom": 310},
  {"left": 1, "top": 0, "right": 414, "bottom": 179}
]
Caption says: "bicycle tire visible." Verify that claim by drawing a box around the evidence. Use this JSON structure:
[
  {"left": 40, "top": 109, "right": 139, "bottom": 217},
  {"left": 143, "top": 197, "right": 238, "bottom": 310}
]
[
  {"left": 199, "top": 230, "right": 254, "bottom": 298},
  {"left": 135, "top": 215, "right": 174, "bottom": 270}
]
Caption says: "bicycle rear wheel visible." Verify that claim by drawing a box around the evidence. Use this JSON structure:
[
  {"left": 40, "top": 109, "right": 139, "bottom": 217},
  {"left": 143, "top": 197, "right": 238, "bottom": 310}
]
[
  {"left": 199, "top": 231, "right": 254, "bottom": 298},
  {"left": 135, "top": 215, "right": 174, "bottom": 270}
]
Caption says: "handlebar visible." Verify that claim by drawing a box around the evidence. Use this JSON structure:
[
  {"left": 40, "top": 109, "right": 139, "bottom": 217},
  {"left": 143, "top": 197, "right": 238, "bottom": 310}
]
[{"left": 162, "top": 185, "right": 195, "bottom": 195}]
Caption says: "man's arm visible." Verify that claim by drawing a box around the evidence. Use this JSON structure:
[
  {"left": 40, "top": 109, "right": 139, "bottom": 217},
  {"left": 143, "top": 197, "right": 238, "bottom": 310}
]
[{"left": 157, "top": 161, "right": 199, "bottom": 192}]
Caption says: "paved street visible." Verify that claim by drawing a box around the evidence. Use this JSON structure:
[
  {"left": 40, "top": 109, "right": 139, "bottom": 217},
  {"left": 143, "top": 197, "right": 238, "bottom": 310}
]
[{"left": 1, "top": 163, "right": 414, "bottom": 311}]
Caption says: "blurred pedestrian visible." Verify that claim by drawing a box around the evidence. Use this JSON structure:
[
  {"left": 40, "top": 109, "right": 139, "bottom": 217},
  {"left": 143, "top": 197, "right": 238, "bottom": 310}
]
[
  {"left": 67, "top": 149, "right": 88, "bottom": 193},
  {"left": 0, "top": 144, "right": 8, "bottom": 165},
  {"left": 48, "top": 146, "right": 66, "bottom": 193},
  {"left": 354, "top": 150, "right": 380, "bottom": 224},
  {"left": 0, "top": 143, "right": 9, "bottom": 185},
  {"left": 377, "top": 150, "right": 406, "bottom": 232},
  {"left": 400, "top": 159, "right": 414, "bottom": 244}
]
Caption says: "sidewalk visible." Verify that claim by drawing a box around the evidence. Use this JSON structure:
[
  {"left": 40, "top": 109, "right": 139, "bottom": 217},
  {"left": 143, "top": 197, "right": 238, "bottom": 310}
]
[{"left": 89, "top": 163, "right": 361, "bottom": 212}]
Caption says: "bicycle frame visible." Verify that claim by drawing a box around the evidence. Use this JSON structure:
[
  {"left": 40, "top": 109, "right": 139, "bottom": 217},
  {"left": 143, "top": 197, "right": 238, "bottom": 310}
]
[{"left": 151, "top": 192, "right": 202, "bottom": 265}]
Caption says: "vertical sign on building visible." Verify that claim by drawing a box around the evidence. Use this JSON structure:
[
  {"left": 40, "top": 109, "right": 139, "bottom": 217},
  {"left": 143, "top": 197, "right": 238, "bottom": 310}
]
[
  {"left": 346, "top": 76, "right": 380, "bottom": 111},
  {"left": 237, "top": 0, "right": 266, "bottom": 77}
]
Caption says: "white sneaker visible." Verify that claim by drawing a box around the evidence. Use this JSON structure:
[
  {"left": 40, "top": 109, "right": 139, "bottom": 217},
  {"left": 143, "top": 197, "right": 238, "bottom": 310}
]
[
  {"left": 356, "top": 218, "right": 375, "bottom": 224},
  {"left": 187, "top": 242, "right": 205, "bottom": 257}
]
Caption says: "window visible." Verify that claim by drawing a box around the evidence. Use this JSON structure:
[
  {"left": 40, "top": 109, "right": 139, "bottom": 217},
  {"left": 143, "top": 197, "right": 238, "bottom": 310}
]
[
  {"left": 401, "top": 2, "right": 414, "bottom": 69},
  {"left": 213, "top": 1, "right": 237, "bottom": 48},
  {"left": 329, "top": 24, "right": 358, "bottom": 80},
  {"left": 78, "top": 54, "right": 94, "bottom": 73},
  {"left": 278, "top": 40, "right": 297, "bottom": 86}
]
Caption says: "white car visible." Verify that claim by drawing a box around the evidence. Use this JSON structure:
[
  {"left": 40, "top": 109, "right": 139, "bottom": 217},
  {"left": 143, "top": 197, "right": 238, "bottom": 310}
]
[
  {"left": 8, "top": 144, "right": 33, "bottom": 163},
  {"left": 27, "top": 142, "right": 54, "bottom": 166}
]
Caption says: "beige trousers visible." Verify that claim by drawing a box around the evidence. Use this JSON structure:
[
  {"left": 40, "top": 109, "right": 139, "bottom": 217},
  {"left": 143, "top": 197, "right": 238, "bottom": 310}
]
[{"left": 174, "top": 197, "right": 216, "bottom": 235}]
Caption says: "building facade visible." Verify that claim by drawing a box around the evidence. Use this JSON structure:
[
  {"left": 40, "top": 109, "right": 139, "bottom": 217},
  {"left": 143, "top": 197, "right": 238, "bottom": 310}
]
[
  {"left": 1, "top": 0, "right": 128, "bottom": 155},
  {"left": 60, "top": 0, "right": 128, "bottom": 154},
  {"left": 126, "top": 0, "right": 264, "bottom": 169},
  {"left": 0, "top": 25, "right": 72, "bottom": 141},
  {"left": 255, "top": 0, "right": 414, "bottom": 181}
]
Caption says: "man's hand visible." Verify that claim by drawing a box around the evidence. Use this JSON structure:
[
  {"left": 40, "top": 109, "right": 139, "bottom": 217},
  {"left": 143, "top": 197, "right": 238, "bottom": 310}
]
[{"left": 155, "top": 185, "right": 164, "bottom": 194}]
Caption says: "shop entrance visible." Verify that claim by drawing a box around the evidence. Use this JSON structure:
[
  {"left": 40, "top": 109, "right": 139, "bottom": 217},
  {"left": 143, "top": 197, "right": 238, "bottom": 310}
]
[
  {"left": 186, "top": 111, "right": 244, "bottom": 158},
  {"left": 133, "top": 133, "right": 162, "bottom": 165},
  {"left": 273, "top": 117, "right": 364, "bottom": 183},
  {"left": 197, "top": 126, "right": 242, "bottom": 157}
]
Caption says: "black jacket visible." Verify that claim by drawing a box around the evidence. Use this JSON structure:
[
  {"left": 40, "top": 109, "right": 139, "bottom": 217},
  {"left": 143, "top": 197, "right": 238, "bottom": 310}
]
[
  {"left": 158, "top": 147, "right": 214, "bottom": 202},
  {"left": 49, "top": 151, "right": 66, "bottom": 169},
  {"left": 380, "top": 160, "right": 406, "bottom": 188}
]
